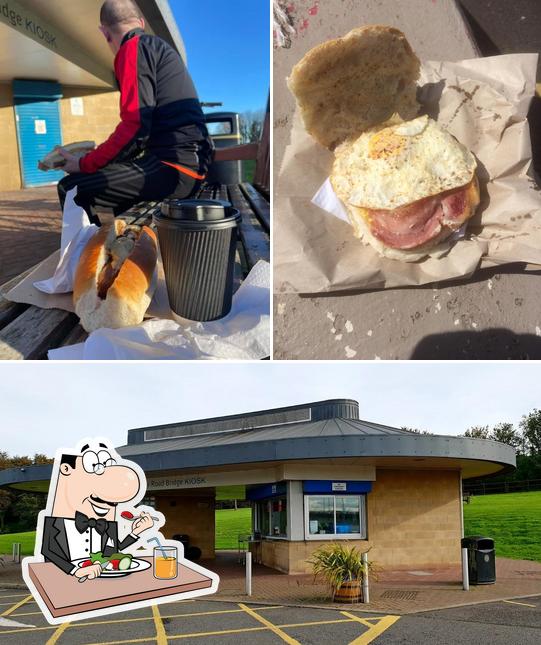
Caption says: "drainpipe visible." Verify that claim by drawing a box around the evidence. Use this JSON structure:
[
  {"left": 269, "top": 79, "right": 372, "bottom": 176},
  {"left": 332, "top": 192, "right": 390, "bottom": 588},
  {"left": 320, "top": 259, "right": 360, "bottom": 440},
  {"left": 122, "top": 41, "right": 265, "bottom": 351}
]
[{"left": 460, "top": 471, "right": 469, "bottom": 591}]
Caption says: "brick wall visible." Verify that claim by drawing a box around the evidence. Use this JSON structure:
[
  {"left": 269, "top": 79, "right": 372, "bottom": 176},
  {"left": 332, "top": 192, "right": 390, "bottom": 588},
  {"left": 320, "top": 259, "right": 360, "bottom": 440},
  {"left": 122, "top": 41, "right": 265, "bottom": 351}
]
[
  {"left": 154, "top": 493, "right": 216, "bottom": 560},
  {"left": 261, "top": 469, "right": 462, "bottom": 574},
  {"left": 0, "top": 85, "right": 120, "bottom": 192},
  {"left": 60, "top": 88, "right": 120, "bottom": 148},
  {"left": 0, "top": 83, "right": 22, "bottom": 190}
]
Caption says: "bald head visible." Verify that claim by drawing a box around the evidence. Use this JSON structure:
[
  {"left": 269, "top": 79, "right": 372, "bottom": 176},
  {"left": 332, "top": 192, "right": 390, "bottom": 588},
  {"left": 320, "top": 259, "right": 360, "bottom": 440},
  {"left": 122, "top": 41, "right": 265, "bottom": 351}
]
[
  {"left": 99, "top": 0, "right": 144, "bottom": 54},
  {"left": 100, "top": 0, "right": 143, "bottom": 30}
]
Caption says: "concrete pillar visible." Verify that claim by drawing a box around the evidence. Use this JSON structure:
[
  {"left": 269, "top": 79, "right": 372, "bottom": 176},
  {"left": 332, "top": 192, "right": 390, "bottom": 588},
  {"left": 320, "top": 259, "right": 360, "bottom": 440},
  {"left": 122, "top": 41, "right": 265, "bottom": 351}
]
[{"left": 287, "top": 481, "right": 304, "bottom": 541}]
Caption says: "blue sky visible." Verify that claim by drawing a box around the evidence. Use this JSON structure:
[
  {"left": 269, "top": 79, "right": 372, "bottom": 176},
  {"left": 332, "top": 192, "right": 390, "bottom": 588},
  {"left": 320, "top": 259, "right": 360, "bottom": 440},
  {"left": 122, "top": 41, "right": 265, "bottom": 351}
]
[
  {"left": 1, "top": 363, "right": 540, "bottom": 456},
  {"left": 171, "top": 0, "right": 269, "bottom": 114}
]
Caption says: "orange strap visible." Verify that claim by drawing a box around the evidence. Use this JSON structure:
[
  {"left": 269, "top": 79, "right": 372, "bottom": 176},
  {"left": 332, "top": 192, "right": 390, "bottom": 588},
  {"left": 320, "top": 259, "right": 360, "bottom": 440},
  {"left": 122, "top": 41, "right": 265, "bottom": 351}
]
[{"left": 161, "top": 160, "right": 206, "bottom": 181}]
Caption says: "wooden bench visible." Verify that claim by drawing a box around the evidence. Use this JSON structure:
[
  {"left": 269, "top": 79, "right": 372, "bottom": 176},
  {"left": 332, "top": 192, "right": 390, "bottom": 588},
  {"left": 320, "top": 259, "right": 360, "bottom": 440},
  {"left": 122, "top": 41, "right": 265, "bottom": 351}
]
[{"left": 0, "top": 181, "right": 269, "bottom": 360}]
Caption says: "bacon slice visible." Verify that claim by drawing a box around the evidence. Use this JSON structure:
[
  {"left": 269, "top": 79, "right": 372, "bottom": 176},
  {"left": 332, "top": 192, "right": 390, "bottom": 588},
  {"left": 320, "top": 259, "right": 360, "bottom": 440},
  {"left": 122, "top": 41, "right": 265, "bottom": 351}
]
[{"left": 367, "top": 184, "right": 471, "bottom": 250}]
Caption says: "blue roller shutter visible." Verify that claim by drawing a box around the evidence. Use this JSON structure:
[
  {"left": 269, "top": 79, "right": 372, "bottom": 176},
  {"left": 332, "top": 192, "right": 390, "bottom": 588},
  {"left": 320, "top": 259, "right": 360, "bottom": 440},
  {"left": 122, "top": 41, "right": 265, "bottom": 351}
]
[{"left": 13, "top": 80, "right": 64, "bottom": 188}]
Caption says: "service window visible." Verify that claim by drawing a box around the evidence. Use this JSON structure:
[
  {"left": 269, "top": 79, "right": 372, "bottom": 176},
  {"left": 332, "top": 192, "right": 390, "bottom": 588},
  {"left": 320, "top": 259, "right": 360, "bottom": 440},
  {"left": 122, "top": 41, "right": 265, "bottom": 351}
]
[
  {"left": 255, "top": 497, "right": 287, "bottom": 537},
  {"left": 304, "top": 495, "right": 366, "bottom": 539}
]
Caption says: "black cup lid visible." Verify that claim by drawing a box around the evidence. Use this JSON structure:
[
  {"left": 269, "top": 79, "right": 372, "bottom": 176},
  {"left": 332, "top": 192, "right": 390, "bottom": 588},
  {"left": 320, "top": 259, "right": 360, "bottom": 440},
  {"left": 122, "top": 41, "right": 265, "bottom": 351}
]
[{"left": 161, "top": 199, "right": 234, "bottom": 221}]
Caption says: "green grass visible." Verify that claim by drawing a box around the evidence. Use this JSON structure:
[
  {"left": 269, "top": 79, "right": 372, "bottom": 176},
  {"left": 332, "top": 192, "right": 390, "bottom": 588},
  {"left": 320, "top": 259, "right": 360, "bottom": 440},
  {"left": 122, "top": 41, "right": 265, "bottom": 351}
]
[
  {"left": 7, "top": 494, "right": 537, "bottom": 561},
  {"left": 242, "top": 159, "right": 255, "bottom": 182},
  {"left": 215, "top": 508, "right": 252, "bottom": 550},
  {"left": 0, "top": 530, "right": 36, "bottom": 555},
  {"left": 463, "top": 491, "right": 541, "bottom": 562},
  {"left": 1, "top": 510, "right": 252, "bottom": 554}
]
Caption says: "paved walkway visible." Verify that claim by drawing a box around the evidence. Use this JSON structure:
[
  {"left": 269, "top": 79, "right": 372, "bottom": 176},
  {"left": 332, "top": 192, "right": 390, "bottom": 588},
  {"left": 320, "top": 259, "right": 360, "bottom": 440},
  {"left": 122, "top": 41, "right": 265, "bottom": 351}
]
[
  {"left": 0, "top": 187, "right": 62, "bottom": 285},
  {"left": 4, "top": 551, "right": 539, "bottom": 615}
]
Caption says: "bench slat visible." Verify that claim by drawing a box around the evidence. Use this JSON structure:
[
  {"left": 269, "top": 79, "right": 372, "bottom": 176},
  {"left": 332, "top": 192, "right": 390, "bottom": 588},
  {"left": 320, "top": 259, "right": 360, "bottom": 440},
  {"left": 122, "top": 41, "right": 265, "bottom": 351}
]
[
  {"left": 0, "top": 262, "right": 43, "bottom": 331},
  {"left": 228, "top": 184, "right": 270, "bottom": 268},
  {"left": 58, "top": 324, "right": 88, "bottom": 348},
  {"left": 239, "top": 183, "right": 270, "bottom": 232},
  {"left": 0, "top": 307, "right": 79, "bottom": 360}
]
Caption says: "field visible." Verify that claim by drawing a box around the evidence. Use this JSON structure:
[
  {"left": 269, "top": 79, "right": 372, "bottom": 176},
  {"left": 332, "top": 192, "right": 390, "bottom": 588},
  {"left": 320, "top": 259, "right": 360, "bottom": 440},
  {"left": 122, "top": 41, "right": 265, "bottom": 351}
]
[
  {"left": 0, "top": 509, "right": 253, "bottom": 555},
  {"left": 0, "top": 530, "right": 36, "bottom": 556},
  {"left": 215, "top": 508, "right": 251, "bottom": 549},
  {"left": 463, "top": 491, "right": 541, "bottom": 562},
  {"left": 2, "top": 494, "right": 539, "bottom": 561}
]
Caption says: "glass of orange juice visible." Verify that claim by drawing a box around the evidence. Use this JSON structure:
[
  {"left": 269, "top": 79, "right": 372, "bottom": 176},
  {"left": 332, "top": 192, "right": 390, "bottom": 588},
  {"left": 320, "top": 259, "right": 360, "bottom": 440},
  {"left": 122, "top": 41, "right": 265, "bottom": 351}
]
[{"left": 153, "top": 546, "right": 178, "bottom": 580}]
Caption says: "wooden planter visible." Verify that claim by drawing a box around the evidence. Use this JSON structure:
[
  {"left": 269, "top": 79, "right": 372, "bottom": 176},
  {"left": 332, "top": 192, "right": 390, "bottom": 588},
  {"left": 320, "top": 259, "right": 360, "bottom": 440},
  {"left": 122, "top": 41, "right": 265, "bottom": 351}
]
[{"left": 333, "top": 579, "right": 362, "bottom": 603}]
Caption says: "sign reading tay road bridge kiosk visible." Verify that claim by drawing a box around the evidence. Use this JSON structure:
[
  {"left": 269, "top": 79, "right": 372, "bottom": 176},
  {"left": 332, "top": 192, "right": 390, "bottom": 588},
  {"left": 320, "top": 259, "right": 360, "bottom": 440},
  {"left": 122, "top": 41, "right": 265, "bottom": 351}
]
[{"left": 146, "top": 465, "right": 376, "bottom": 491}]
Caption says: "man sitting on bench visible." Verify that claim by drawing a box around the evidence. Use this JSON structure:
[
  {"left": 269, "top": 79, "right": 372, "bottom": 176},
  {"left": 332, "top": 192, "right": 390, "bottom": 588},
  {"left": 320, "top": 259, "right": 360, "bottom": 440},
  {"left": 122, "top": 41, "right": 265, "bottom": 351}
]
[{"left": 57, "top": 0, "right": 213, "bottom": 225}]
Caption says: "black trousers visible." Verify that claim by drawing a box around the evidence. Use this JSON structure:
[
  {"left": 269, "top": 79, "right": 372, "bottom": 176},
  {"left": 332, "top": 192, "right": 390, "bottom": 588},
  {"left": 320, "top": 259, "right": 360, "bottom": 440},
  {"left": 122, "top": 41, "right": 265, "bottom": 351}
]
[{"left": 57, "top": 154, "right": 201, "bottom": 225}]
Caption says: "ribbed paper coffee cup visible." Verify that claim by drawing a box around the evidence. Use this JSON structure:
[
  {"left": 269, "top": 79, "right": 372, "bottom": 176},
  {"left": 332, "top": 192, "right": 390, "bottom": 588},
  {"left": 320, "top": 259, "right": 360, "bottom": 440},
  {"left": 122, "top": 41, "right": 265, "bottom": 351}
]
[{"left": 154, "top": 199, "right": 241, "bottom": 321}]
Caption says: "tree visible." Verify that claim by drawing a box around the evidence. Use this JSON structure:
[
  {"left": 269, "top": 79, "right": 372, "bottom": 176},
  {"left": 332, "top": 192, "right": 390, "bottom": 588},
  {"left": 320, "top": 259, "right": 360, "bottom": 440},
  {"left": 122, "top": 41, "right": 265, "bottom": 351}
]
[
  {"left": 11, "top": 494, "right": 46, "bottom": 530},
  {"left": 520, "top": 409, "right": 541, "bottom": 455},
  {"left": 464, "top": 426, "right": 490, "bottom": 439},
  {"left": 491, "top": 422, "right": 521, "bottom": 450},
  {"left": 0, "top": 490, "right": 13, "bottom": 533},
  {"left": 240, "top": 109, "right": 264, "bottom": 143},
  {"left": 400, "top": 427, "right": 433, "bottom": 435}
]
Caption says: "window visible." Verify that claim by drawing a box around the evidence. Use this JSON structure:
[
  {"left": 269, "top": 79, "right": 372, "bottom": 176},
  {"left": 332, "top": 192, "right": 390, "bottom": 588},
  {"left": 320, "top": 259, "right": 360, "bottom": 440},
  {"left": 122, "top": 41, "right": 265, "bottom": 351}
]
[
  {"left": 304, "top": 495, "right": 366, "bottom": 539},
  {"left": 206, "top": 120, "right": 233, "bottom": 135},
  {"left": 255, "top": 497, "right": 287, "bottom": 538}
]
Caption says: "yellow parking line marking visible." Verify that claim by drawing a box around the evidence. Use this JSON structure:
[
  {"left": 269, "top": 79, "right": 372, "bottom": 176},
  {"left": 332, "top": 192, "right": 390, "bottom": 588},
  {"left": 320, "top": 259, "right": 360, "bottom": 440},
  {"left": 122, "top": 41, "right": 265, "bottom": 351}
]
[
  {"left": 280, "top": 618, "right": 354, "bottom": 627},
  {"left": 48, "top": 604, "right": 285, "bottom": 631},
  {"left": 1, "top": 594, "right": 33, "bottom": 616},
  {"left": 342, "top": 612, "right": 401, "bottom": 645},
  {"left": 152, "top": 604, "right": 167, "bottom": 645},
  {"left": 168, "top": 626, "right": 266, "bottom": 640},
  {"left": 239, "top": 602, "right": 301, "bottom": 645},
  {"left": 84, "top": 639, "right": 157, "bottom": 645},
  {"left": 502, "top": 600, "right": 537, "bottom": 608},
  {"left": 46, "top": 621, "right": 71, "bottom": 645}
]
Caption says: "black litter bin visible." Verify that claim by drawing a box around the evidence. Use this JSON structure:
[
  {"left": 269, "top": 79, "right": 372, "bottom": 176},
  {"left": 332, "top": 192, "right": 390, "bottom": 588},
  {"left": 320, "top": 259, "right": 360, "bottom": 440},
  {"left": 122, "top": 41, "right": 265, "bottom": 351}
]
[
  {"left": 461, "top": 536, "right": 496, "bottom": 584},
  {"left": 172, "top": 534, "right": 190, "bottom": 548},
  {"left": 205, "top": 112, "right": 242, "bottom": 184}
]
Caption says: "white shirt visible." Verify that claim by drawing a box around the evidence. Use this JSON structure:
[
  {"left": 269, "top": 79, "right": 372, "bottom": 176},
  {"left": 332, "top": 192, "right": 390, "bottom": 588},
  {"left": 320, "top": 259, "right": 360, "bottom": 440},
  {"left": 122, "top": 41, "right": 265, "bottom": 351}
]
[
  {"left": 64, "top": 518, "right": 103, "bottom": 562},
  {"left": 63, "top": 518, "right": 138, "bottom": 575}
]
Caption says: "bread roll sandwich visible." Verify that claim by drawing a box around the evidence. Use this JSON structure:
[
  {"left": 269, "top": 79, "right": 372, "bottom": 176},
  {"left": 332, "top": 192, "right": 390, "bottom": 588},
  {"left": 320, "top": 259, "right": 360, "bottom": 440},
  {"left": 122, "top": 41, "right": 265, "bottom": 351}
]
[
  {"left": 287, "top": 25, "right": 480, "bottom": 260},
  {"left": 38, "top": 141, "right": 95, "bottom": 171},
  {"left": 73, "top": 220, "right": 158, "bottom": 332}
]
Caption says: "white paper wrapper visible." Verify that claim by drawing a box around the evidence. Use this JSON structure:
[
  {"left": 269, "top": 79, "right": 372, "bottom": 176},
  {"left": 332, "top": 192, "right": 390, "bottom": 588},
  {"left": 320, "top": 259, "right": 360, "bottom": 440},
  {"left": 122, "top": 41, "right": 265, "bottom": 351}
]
[
  {"left": 34, "top": 187, "right": 99, "bottom": 294},
  {"left": 274, "top": 54, "right": 541, "bottom": 293},
  {"left": 48, "top": 261, "right": 270, "bottom": 360}
]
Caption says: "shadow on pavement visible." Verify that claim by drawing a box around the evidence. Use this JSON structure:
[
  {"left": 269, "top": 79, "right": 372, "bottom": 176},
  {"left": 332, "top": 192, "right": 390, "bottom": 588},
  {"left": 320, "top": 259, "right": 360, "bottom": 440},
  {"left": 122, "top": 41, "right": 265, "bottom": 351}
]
[{"left": 411, "top": 327, "right": 541, "bottom": 359}]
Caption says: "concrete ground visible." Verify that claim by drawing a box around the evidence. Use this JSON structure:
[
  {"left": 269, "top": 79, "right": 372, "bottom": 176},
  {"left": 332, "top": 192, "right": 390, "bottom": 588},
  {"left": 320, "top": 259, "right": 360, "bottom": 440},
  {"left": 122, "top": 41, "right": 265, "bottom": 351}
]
[
  {"left": 2, "top": 552, "right": 541, "bottom": 615},
  {"left": 273, "top": 0, "right": 541, "bottom": 359},
  {"left": 1, "top": 591, "right": 540, "bottom": 644},
  {"left": 0, "top": 187, "right": 61, "bottom": 285}
]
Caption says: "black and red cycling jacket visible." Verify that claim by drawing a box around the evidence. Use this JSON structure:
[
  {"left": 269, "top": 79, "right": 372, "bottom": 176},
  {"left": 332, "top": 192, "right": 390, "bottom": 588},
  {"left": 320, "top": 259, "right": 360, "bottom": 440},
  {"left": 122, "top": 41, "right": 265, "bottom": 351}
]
[{"left": 79, "top": 28, "right": 213, "bottom": 179}]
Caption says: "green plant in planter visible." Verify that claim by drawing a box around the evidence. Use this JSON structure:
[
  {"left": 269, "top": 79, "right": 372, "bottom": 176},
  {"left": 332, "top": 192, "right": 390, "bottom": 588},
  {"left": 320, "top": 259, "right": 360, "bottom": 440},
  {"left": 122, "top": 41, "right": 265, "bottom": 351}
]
[{"left": 308, "top": 543, "right": 376, "bottom": 598}]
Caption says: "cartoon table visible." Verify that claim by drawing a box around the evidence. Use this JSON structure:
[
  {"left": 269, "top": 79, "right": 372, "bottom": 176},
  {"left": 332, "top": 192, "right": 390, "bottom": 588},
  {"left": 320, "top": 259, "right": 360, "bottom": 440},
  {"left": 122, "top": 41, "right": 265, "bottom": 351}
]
[{"left": 27, "top": 557, "right": 213, "bottom": 619}]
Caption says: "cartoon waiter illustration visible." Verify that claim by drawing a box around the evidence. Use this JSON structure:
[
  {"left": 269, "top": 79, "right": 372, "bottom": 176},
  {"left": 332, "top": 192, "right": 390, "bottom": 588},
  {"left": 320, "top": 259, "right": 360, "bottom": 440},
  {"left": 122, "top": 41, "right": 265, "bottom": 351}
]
[
  {"left": 22, "top": 438, "right": 219, "bottom": 625},
  {"left": 41, "top": 441, "right": 154, "bottom": 580}
]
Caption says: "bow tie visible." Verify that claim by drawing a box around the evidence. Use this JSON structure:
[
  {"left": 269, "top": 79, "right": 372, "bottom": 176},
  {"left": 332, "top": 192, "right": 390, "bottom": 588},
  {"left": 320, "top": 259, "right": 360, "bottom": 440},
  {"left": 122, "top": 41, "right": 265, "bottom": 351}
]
[{"left": 75, "top": 511, "right": 109, "bottom": 535}]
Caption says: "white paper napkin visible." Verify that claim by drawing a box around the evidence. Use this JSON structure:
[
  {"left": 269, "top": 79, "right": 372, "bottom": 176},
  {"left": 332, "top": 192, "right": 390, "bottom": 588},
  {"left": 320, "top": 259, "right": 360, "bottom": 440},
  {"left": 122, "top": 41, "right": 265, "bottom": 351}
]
[
  {"left": 33, "top": 187, "right": 99, "bottom": 294},
  {"left": 48, "top": 260, "right": 270, "bottom": 361}
]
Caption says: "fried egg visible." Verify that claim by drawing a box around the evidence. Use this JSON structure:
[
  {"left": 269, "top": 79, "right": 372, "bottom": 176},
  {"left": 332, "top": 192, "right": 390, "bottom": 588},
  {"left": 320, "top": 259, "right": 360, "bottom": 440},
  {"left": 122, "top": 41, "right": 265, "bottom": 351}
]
[{"left": 331, "top": 115, "right": 477, "bottom": 210}]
